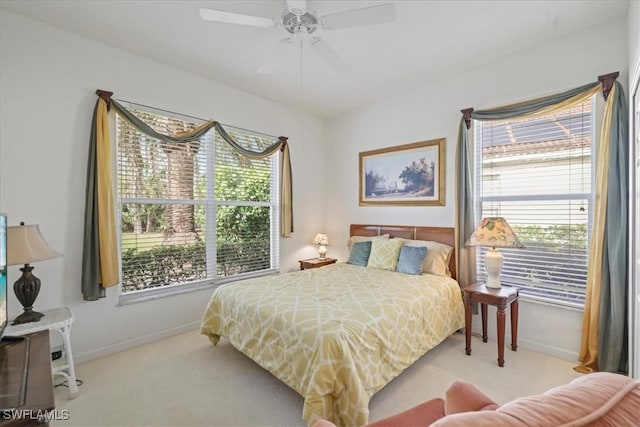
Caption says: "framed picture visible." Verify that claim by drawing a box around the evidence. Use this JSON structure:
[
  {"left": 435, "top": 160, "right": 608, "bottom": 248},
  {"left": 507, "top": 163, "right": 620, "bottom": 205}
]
[{"left": 359, "top": 138, "right": 445, "bottom": 206}]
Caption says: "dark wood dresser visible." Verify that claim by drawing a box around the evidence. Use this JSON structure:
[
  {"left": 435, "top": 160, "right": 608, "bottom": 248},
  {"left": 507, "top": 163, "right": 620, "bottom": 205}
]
[{"left": 0, "top": 331, "right": 55, "bottom": 426}]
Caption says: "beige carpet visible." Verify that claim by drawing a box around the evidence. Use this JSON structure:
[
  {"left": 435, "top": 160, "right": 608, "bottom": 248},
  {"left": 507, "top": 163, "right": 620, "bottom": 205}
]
[{"left": 51, "top": 330, "right": 582, "bottom": 427}]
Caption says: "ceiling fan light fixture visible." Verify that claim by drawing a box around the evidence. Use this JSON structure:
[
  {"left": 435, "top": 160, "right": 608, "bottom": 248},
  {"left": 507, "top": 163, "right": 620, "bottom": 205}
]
[{"left": 282, "top": 10, "right": 318, "bottom": 35}]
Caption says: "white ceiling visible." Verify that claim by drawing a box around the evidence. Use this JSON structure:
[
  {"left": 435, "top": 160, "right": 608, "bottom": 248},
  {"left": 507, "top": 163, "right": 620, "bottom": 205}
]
[{"left": 0, "top": 0, "right": 629, "bottom": 117}]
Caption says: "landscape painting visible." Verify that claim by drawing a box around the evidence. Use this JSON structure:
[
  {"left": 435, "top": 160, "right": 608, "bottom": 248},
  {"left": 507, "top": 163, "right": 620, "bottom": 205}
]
[{"left": 359, "top": 138, "right": 445, "bottom": 206}]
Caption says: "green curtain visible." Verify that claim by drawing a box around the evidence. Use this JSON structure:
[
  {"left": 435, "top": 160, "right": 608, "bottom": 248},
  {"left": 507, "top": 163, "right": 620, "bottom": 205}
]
[
  {"left": 457, "top": 79, "right": 629, "bottom": 373},
  {"left": 470, "top": 82, "right": 599, "bottom": 120},
  {"left": 81, "top": 100, "right": 104, "bottom": 301},
  {"left": 110, "top": 100, "right": 216, "bottom": 142},
  {"left": 597, "top": 81, "right": 628, "bottom": 373},
  {"left": 455, "top": 117, "right": 476, "bottom": 289},
  {"left": 82, "top": 94, "right": 294, "bottom": 301}
]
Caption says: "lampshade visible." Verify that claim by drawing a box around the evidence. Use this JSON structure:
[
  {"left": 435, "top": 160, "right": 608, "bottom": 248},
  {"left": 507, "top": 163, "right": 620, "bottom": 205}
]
[
  {"left": 466, "top": 217, "right": 524, "bottom": 249},
  {"left": 7, "top": 223, "right": 62, "bottom": 325},
  {"left": 466, "top": 217, "right": 523, "bottom": 289},
  {"left": 7, "top": 224, "right": 62, "bottom": 266},
  {"left": 313, "top": 233, "right": 329, "bottom": 246}
]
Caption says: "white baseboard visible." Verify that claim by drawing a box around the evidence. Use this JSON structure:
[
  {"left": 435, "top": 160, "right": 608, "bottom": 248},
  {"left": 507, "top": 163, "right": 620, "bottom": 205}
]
[
  {"left": 74, "top": 321, "right": 202, "bottom": 364},
  {"left": 470, "top": 328, "right": 579, "bottom": 363},
  {"left": 516, "top": 337, "right": 578, "bottom": 363}
]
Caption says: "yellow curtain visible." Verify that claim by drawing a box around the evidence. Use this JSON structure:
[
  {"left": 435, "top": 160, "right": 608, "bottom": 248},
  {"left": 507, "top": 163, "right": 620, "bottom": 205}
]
[
  {"left": 280, "top": 142, "right": 293, "bottom": 237},
  {"left": 95, "top": 98, "right": 119, "bottom": 286},
  {"left": 575, "top": 83, "right": 615, "bottom": 373}
]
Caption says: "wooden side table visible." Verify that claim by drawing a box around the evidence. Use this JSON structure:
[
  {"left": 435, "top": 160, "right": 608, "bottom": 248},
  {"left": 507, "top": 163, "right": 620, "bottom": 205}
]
[
  {"left": 299, "top": 257, "right": 337, "bottom": 270},
  {"left": 5, "top": 307, "right": 78, "bottom": 399},
  {"left": 464, "top": 283, "right": 519, "bottom": 367}
]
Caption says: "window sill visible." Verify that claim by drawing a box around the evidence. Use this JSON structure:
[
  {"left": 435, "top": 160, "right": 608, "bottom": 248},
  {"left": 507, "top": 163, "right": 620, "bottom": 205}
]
[
  {"left": 117, "top": 280, "right": 216, "bottom": 306},
  {"left": 116, "top": 269, "right": 280, "bottom": 306}
]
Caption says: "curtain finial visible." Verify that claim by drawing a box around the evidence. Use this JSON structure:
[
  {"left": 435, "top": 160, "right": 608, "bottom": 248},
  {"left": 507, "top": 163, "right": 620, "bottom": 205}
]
[
  {"left": 95, "top": 89, "right": 114, "bottom": 111},
  {"left": 461, "top": 108, "right": 474, "bottom": 130},
  {"left": 597, "top": 72, "right": 619, "bottom": 102},
  {"left": 279, "top": 136, "right": 288, "bottom": 151}
]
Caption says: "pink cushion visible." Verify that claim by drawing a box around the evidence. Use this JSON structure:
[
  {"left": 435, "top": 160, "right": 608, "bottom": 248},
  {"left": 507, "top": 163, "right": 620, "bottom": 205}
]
[
  {"left": 313, "top": 399, "right": 445, "bottom": 427},
  {"left": 431, "top": 372, "right": 640, "bottom": 427},
  {"left": 313, "top": 373, "right": 640, "bottom": 427},
  {"left": 444, "top": 381, "right": 498, "bottom": 415},
  {"left": 366, "top": 398, "right": 445, "bottom": 427}
]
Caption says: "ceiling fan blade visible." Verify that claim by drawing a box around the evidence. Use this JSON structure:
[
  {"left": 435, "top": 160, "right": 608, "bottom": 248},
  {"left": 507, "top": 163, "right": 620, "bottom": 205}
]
[
  {"left": 199, "top": 8, "right": 276, "bottom": 28},
  {"left": 320, "top": 3, "right": 396, "bottom": 30},
  {"left": 309, "top": 37, "right": 350, "bottom": 74},
  {"left": 286, "top": 0, "right": 307, "bottom": 15},
  {"left": 258, "top": 38, "right": 294, "bottom": 74}
]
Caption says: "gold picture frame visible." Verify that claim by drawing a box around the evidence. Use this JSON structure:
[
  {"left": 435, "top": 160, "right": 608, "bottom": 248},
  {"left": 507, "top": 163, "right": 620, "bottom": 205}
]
[{"left": 359, "top": 138, "right": 445, "bottom": 206}]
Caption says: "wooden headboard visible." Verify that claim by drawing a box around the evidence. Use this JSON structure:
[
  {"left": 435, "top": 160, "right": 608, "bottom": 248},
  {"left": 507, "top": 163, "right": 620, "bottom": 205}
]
[{"left": 350, "top": 224, "right": 456, "bottom": 280}]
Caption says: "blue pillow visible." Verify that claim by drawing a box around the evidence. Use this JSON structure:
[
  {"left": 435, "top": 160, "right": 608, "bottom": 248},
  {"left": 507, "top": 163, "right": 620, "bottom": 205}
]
[
  {"left": 347, "top": 241, "right": 372, "bottom": 266},
  {"left": 396, "top": 245, "right": 428, "bottom": 275}
]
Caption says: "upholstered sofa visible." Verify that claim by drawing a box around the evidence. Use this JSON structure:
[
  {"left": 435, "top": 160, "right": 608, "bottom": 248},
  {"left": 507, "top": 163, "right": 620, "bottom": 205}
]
[{"left": 311, "top": 372, "right": 640, "bottom": 427}]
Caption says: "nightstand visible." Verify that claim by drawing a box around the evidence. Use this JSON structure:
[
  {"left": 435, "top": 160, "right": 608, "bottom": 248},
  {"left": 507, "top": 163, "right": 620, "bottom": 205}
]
[
  {"left": 5, "top": 307, "right": 79, "bottom": 399},
  {"left": 299, "top": 257, "right": 337, "bottom": 270},
  {"left": 464, "top": 283, "right": 519, "bottom": 367}
]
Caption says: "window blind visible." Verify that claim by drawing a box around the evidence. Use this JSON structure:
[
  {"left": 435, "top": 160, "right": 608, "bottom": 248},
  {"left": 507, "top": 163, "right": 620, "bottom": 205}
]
[
  {"left": 213, "top": 130, "right": 278, "bottom": 279},
  {"left": 116, "top": 109, "right": 279, "bottom": 294},
  {"left": 474, "top": 100, "right": 593, "bottom": 306}
]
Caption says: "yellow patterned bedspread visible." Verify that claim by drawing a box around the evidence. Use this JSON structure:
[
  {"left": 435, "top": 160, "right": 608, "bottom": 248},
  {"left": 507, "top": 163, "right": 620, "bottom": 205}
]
[{"left": 200, "top": 263, "right": 464, "bottom": 427}]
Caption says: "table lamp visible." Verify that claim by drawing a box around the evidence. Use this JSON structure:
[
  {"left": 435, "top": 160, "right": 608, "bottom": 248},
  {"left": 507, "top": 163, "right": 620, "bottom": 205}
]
[
  {"left": 313, "top": 233, "right": 329, "bottom": 259},
  {"left": 7, "top": 222, "right": 62, "bottom": 324},
  {"left": 466, "top": 217, "right": 524, "bottom": 289}
]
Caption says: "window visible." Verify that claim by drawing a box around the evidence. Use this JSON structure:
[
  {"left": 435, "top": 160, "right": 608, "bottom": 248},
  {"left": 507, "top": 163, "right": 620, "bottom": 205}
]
[
  {"left": 474, "top": 99, "right": 594, "bottom": 306},
  {"left": 116, "top": 108, "right": 279, "bottom": 295}
]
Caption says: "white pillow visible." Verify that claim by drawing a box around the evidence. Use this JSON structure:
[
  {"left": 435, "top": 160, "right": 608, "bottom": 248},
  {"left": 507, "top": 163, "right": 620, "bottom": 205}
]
[
  {"left": 401, "top": 239, "right": 454, "bottom": 277},
  {"left": 347, "top": 234, "right": 389, "bottom": 251}
]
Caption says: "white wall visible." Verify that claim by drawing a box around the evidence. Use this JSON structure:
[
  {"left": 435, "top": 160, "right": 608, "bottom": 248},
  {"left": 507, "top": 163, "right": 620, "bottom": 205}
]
[
  {"left": 629, "top": 0, "right": 639, "bottom": 85},
  {"left": 0, "top": 10, "right": 326, "bottom": 362},
  {"left": 325, "top": 20, "right": 628, "bottom": 362}
]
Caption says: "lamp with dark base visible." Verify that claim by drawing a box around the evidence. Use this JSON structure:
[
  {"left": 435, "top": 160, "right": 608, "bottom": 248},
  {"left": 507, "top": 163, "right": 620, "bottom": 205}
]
[
  {"left": 7, "top": 222, "right": 62, "bottom": 325},
  {"left": 13, "top": 265, "right": 45, "bottom": 325}
]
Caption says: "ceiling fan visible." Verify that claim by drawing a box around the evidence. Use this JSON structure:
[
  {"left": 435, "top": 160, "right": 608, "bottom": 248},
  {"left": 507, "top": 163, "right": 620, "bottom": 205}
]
[{"left": 199, "top": 0, "right": 396, "bottom": 74}]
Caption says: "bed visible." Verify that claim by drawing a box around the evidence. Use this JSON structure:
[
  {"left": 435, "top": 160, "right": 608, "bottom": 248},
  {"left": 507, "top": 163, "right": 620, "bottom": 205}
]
[{"left": 200, "top": 224, "right": 465, "bottom": 427}]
